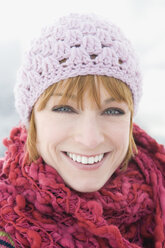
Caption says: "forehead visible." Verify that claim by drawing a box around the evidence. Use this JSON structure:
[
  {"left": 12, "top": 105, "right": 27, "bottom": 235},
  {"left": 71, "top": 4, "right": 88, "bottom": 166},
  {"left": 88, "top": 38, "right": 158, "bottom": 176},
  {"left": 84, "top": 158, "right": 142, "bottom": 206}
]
[
  {"left": 36, "top": 75, "right": 133, "bottom": 111},
  {"left": 52, "top": 92, "right": 116, "bottom": 104},
  {"left": 48, "top": 84, "right": 124, "bottom": 111},
  {"left": 52, "top": 78, "right": 117, "bottom": 101}
]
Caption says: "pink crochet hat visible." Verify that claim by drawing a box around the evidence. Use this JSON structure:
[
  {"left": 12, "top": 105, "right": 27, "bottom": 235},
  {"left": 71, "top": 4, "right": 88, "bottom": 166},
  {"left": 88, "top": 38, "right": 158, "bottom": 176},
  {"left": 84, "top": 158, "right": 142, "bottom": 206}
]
[{"left": 14, "top": 13, "right": 142, "bottom": 125}]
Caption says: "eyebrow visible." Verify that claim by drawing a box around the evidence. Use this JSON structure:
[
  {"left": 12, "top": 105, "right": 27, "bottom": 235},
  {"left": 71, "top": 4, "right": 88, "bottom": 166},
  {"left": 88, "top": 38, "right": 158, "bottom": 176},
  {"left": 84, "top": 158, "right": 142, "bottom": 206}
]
[{"left": 53, "top": 93, "right": 116, "bottom": 104}]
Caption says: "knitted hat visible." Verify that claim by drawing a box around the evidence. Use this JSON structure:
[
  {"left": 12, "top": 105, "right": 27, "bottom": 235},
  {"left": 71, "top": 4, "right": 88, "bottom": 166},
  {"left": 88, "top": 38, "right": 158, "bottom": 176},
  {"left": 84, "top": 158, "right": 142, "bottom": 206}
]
[{"left": 14, "top": 13, "right": 142, "bottom": 125}]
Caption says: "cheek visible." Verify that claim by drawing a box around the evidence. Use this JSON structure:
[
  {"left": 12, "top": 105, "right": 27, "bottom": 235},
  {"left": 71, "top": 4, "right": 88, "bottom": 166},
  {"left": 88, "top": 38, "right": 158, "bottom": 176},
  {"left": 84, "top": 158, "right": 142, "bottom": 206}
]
[
  {"left": 106, "top": 120, "right": 130, "bottom": 149},
  {"left": 36, "top": 115, "right": 72, "bottom": 146}
]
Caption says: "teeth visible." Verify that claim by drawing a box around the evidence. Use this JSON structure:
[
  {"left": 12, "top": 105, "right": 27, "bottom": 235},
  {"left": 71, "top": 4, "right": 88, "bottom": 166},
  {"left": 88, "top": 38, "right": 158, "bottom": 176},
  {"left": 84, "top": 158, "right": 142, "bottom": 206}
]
[
  {"left": 88, "top": 157, "right": 94, "bottom": 164},
  {"left": 77, "top": 155, "right": 81, "bottom": 163},
  {"left": 95, "top": 156, "right": 99, "bottom": 162},
  {"left": 66, "top": 152, "right": 104, "bottom": 164},
  {"left": 82, "top": 157, "right": 88, "bottom": 164}
]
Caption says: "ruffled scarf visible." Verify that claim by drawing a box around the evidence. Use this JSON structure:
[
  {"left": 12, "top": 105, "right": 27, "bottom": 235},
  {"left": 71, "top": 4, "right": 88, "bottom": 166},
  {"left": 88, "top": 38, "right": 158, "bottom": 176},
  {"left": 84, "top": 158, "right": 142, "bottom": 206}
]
[{"left": 0, "top": 124, "right": 165, "bottom": 248}]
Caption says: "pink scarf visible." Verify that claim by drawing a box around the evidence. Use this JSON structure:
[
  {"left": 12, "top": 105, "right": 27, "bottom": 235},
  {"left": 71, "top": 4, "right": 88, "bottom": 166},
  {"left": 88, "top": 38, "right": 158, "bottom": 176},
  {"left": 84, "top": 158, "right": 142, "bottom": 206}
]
[{"left": 0, "top": 124, "right": 165, "bottom": 248}]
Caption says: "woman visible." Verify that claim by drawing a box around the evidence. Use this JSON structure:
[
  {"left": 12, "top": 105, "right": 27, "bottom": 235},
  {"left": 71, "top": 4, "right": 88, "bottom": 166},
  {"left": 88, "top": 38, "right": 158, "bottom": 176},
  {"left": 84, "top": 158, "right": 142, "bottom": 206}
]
[{"left": 0, "top": 13, "right": 165, "bottom": 248}]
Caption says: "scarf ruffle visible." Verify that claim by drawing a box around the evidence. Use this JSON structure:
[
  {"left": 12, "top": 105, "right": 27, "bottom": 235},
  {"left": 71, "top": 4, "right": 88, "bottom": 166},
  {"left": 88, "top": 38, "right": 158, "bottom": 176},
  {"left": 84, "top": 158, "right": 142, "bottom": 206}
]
[{"left": 0, "top": 124, "right": 165, "bottom": 248}]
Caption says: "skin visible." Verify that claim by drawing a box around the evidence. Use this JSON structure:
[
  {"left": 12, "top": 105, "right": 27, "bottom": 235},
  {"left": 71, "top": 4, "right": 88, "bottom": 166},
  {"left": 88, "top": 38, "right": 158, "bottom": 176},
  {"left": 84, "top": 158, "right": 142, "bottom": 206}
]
[{"left": 34, "top": 84, "right": 131, "bottom": 193}]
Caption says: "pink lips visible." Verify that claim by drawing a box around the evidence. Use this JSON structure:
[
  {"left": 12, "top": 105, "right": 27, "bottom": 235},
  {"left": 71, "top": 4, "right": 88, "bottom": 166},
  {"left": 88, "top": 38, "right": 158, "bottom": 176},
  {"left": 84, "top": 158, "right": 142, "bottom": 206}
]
[{"left": 62, "top": 152, "right": 108, "bottom": 170}]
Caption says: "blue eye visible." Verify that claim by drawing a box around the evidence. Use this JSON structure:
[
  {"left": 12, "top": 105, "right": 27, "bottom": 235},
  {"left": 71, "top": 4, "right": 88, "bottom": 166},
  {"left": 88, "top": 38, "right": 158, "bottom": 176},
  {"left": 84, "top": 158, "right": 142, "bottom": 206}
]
[
  {"left": 52, "top": 105, "right": 74, "bottom": 113},
  {"left": 103, "top": 108, "right": 124, "bottom": 116},
  {"left": 52, "top": 106, "right": 124, "bottom": 115}
]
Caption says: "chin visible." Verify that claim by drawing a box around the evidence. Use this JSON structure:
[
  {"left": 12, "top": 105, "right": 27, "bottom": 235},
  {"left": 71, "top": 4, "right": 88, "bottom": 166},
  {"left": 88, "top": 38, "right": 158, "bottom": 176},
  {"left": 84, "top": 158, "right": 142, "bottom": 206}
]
[{"left": 68, "top": 181, "right": 105, "bottom": 193}]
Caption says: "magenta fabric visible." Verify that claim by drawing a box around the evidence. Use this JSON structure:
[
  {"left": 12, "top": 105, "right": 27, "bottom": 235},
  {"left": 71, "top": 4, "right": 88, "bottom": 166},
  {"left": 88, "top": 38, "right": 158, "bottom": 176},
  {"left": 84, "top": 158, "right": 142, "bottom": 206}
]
[{"left": 0, "top": 124, "right": 165, "bottom": 248}]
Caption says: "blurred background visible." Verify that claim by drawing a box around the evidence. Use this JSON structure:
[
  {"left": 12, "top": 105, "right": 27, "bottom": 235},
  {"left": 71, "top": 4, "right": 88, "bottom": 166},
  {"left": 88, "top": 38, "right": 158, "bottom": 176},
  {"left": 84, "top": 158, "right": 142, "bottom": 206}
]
[{"left": 0, "top": 0, "right": 165, "bottom": 156}]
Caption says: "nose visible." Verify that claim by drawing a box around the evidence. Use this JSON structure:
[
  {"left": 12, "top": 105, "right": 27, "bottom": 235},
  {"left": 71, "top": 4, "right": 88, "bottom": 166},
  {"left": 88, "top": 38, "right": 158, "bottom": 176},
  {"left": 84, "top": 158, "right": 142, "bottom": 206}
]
[{"left": 74, "top": 114, "right": 105, "bottom": 149}]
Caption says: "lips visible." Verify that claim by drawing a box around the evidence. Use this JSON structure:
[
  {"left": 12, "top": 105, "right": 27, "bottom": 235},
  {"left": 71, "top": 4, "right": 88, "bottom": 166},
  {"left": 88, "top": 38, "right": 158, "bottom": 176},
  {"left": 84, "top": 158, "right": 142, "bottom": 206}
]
[
  {"left": 66, "top": 152, "right": 104, "bottom": 165},
  {"left": 64, "top": 152, "right": 105, "bottom": 157},
  {"left": 62, "top": 151, "right": 109, "bottom": 170}
]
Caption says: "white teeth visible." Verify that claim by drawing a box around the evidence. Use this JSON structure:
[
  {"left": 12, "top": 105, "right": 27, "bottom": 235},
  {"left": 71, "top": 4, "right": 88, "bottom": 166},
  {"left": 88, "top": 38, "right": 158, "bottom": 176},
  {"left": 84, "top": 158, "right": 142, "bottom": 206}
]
[
  {"left": 66, "top": 152, "right": 104, "bottom": 164},
  {"left": 77, "top": 155, "right": 81, "bottom": 162},
  {"left": 82, "top": 157, "right": 88, "bottom": 164},
  {"left": 72, "top": 154, "right": 76, "bottom": 160},
  {"left": 89, "top": 157, "right": 94, "bottom": 164},
  {"left": 94, "top": 156, "right": 99, "bottom": 163}
]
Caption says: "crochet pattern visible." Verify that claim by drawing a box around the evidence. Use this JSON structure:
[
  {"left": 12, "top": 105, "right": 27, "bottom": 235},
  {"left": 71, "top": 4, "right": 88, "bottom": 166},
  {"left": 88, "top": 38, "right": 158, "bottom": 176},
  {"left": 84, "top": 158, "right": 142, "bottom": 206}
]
[
  {"left": 14, "top": 14, "right": 142, "bottom": 125},
  {"left": 0, "top": 124, "right": 165, "bottom": 247}
]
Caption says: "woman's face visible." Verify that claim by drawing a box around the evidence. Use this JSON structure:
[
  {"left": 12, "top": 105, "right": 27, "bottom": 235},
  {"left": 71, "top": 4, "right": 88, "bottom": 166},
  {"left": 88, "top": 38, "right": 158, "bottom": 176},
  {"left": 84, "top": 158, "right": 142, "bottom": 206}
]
[{"left": 34, "top": 84, "right": 131, "bottom": 192}]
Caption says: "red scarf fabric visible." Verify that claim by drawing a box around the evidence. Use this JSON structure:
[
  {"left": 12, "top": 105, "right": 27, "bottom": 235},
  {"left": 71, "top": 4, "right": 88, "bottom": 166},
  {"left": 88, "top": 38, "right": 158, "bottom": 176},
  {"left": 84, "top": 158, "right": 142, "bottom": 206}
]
[{"left": 0, "top": 124, "right": 165, "bottom": 248}]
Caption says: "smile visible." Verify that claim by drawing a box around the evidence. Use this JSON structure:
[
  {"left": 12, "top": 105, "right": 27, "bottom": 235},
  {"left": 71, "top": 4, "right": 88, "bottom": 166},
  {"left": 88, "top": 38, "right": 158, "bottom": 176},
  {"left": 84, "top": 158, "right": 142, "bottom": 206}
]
[
  {"left": 66, "top": 152, "right": 104, "bottom": 164},
  {"left": 62, "top": 151, "right": 109, "bottom": 171}
]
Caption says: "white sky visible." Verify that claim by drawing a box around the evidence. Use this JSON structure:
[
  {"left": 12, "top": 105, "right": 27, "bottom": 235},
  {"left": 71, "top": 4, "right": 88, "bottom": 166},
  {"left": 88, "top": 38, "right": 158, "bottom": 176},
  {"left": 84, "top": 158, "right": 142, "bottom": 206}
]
[
  {"left": 0, "top": 0, "right": 165, "bottom": 144},
  {"left": 0, "top": 0, "right": 164, "bottom": 43}
]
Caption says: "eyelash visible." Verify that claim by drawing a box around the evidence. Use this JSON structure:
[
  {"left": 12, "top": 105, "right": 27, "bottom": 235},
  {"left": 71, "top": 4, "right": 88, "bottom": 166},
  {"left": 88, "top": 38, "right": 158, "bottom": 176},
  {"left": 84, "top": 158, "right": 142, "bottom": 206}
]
[{"left": 52, "top": 105, "right": 125, "bottom": 116}]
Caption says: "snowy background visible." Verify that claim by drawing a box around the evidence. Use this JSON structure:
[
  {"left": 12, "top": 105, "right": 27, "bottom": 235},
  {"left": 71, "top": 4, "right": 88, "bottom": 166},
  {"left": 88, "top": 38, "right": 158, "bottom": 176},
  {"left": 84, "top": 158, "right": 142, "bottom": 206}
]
[{"left": 0, "top": 0, "right": 165, "bottom": 156}]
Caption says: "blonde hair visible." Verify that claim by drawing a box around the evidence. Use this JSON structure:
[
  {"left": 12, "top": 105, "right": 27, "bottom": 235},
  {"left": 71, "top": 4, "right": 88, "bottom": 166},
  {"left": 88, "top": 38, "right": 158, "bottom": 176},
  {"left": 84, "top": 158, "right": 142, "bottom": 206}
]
[{"left": 27, "top": 75, "right": 137, "bottom": 170}]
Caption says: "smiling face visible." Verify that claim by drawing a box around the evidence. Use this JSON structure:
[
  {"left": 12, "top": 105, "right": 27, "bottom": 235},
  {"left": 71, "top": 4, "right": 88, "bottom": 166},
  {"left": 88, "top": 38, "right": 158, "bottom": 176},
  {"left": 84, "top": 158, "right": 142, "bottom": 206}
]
[{"left": 34, "top": 76, "right": 132, "bottom": 192}]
